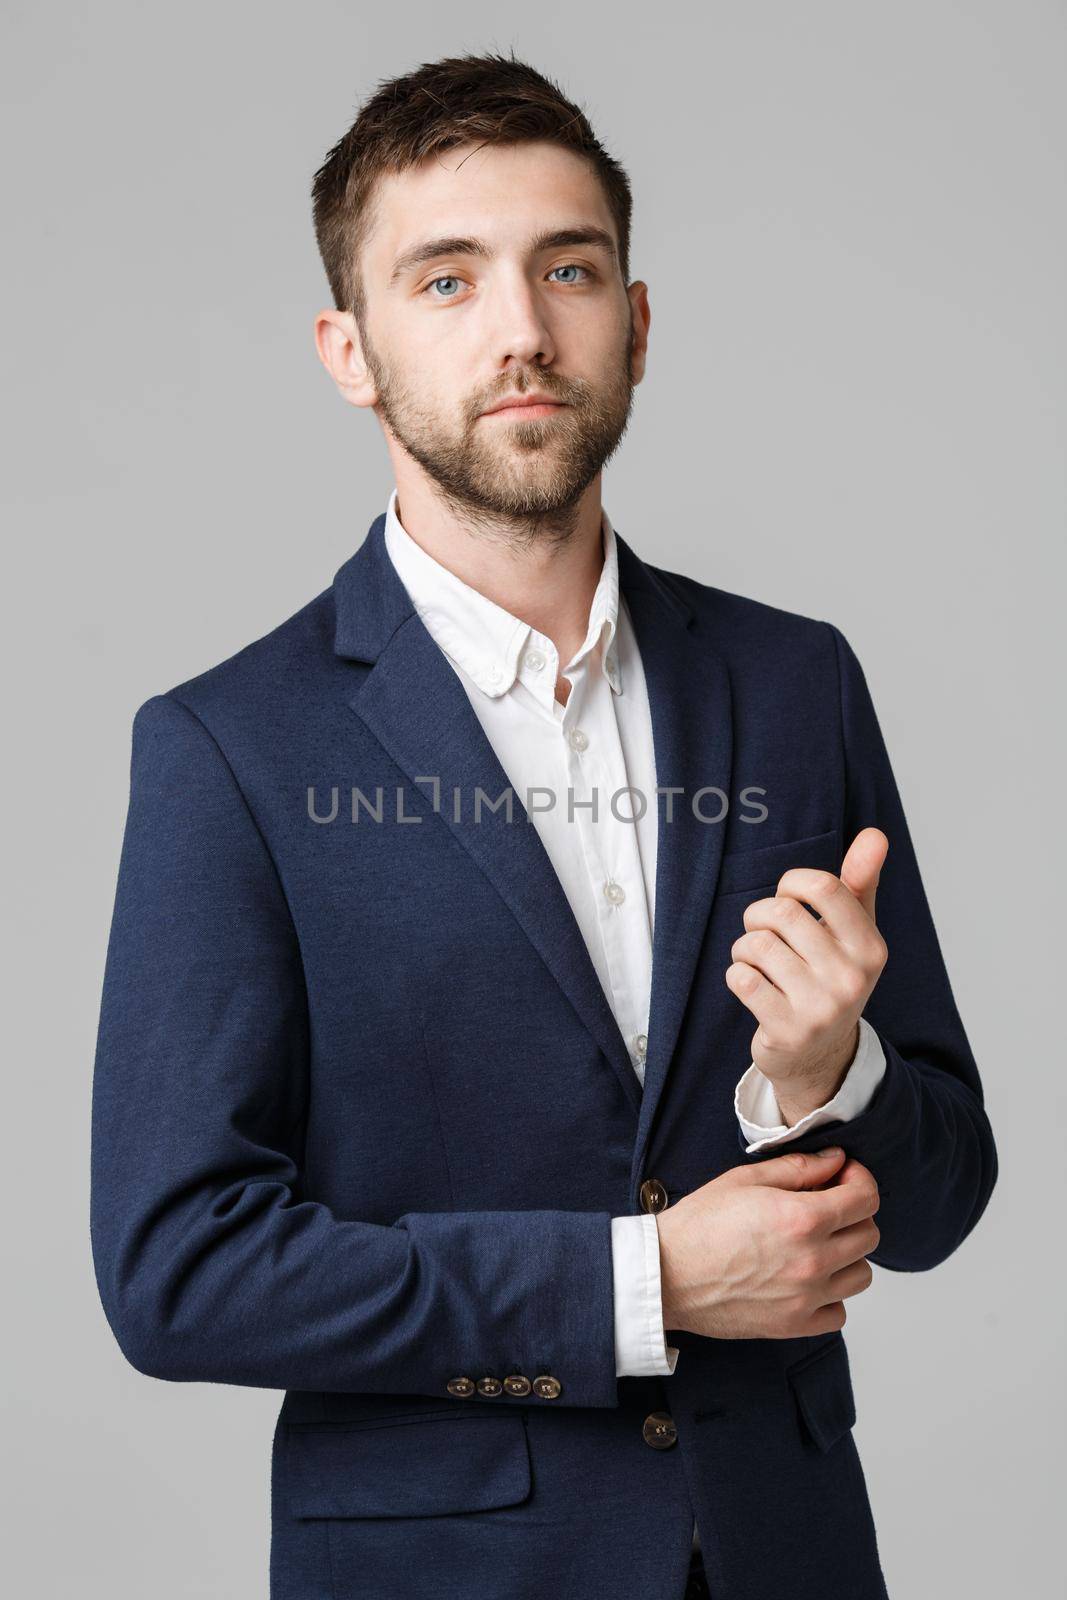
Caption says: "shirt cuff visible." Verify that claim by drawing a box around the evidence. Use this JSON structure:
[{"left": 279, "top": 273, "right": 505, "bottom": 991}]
[
  {"left": 610, "top": 1213, "right": 680, "bottom": 1376},
  {"left": 733, "top": 1015, "right": 887, "bottom": 1153}
]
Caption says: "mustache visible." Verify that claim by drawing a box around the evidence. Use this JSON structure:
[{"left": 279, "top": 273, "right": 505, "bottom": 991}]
[{"left": 475, "top": 376, "right": 583, "bottom": 413}]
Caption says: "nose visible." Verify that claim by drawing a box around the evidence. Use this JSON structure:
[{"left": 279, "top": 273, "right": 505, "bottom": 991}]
[{"left": 485, "top": 267, "right": 557, "bottom": 370}]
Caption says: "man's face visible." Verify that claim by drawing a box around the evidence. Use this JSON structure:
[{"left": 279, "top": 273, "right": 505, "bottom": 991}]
[{"left": 353, "top": 141, "right": 645, "bottom": 523}]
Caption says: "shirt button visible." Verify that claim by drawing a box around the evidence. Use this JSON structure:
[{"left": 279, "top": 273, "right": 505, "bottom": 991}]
[
  {"left": 603, "top": 880, "right": 626, "bottom": 905},
  {"left": 523, "top": 649, "right": 546, "bottom": 671},
  {"left": 567, "top": 727, "right": 589, "bottom": 752},
  {"left": 633, "top": 1033, "right": 648, "bottom": 1061},
  {"left": 485, "top": 665, "right": 502, "bottom": 686}
]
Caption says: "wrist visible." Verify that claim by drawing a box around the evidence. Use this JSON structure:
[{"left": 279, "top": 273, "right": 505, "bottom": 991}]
[{"left": 774, "top": 1023, "right": 859, "bottom": 1125}]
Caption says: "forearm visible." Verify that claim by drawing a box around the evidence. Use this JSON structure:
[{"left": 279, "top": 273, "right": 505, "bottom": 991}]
[{"left": 91, "top": 1156, "right": 620, "bottom": 1404}]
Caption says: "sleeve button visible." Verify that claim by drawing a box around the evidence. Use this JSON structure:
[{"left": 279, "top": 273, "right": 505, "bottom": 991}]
[
  {"left": 446, "top": 1377, "right": 475, "bottom": 1397},
  {"left": 533, "top": 1375, "right": 562, "bottom": 1399},
  {"left": 642, "top": 1411, "right": 679, "bottom": 1449}
]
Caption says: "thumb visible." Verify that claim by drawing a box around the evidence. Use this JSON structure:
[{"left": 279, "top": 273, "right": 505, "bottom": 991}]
[
  {"left": 840, "top": 827, "right": 888, "bottom": 922},
  {"left": 736, "top": 1145, "right": 847, "bottom": 1189}
]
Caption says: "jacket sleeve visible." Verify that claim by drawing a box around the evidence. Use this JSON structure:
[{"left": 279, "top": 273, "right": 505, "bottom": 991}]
[
  {"left": 737, "top": 624, "right": 999, "bottom": 1271},
  {"left": 90, "top": 692, "right": 619, "bottom": 1405}
]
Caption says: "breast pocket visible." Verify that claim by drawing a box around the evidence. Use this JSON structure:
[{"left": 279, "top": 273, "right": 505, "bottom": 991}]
[
  {"left": 284, "top": 1409, "right": 533, "bottom": 1520},
  {"left": 716, "top": 826, "right": 841, "bottom": 900}
]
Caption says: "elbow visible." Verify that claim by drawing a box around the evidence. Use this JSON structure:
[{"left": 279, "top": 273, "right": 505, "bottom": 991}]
[
  {"left": 954, "top": 1119, "right": 1000, "bottom": 1262},
  {"left": 112, "top": 1323, "right": 178, "bottom": 1383},
  {"left": 91, "top": 1236, "right": 195, "bottom": 1384},
  {"left": 95, "top": 1280, "right": 191, "bottom": 1382},
  {"left": 872, "top": 1119, "right": 999, "bottom": 1274}
]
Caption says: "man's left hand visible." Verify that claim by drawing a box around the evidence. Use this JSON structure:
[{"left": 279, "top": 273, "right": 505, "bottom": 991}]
[{"left": 725, "top": 827, "right": 890, "bottom": 1124}]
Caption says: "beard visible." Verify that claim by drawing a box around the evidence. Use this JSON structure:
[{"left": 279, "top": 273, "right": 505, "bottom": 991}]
[{"left": 357, "top": 311, "right": 637, "bottom": 545}]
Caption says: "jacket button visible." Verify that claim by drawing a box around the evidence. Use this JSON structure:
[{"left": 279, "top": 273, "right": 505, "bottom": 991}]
[
  {"left": 476, "top": 1376, "right": 503, "bottom": 1396},
  {"left": 642, "top": 1411, "right": 679, "bottom": 1449},
  {"left": 532, "top": 1375, "right": 562, "bottom": 1399},
  {"left": 446, "top": 1377, "right": 475, "bottom": 1398},
  {"left": 640, "top": 1178, "right": 669, "bottom": 1213},
  {"left": 504, "top": 1375, "right": 532, "bottom": 1397}
]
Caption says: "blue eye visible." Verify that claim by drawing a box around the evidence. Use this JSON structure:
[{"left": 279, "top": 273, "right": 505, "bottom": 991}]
[
  {"left": 425, "top": 276, "right": 462, "bottom": 299},
  {"left": 422, "top": 264, "right": 592, "bottom": 300}
]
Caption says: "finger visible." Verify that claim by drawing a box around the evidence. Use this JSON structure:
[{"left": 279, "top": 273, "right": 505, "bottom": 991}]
[
  {"left": 823, "top": 1217, "right": 881, "bottom": 1274},
  {"left": 839, "top": 827, "right": 889, "bottom": 922},
  {"left": 730, "top": 925, "right": 808, "bottom": 994},
  {"left": 736, "top": 1146, "right": 848, "bottom": 1188},
  {"left": 741, "top": 894, "right": 871, "bottom": 1015},
  {"left": 821, "top": 1257, "right": 874, "bottom": 1304},
  {"left": 774, "top": 867, "right": 882, "bottom": 964},
  {"left": 800, "top": 1303, "right": 847, "bottom": 1337},
  {"left": 803, "top": 1165, "right": 880, "bottom": 1232},
  {"left": 742, "top": 892, "right": 836, "bottom": 970},
  {"left": 723, "top": 960, "right": 789, "bottom": 1029}
]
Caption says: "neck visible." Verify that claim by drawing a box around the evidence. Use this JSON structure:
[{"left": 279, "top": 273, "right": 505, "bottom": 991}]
[{"left": 392, "top": 478, "right": 607, "bottom": 672}]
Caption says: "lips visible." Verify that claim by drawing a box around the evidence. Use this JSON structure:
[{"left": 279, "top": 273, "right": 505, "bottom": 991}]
[{"left": 481, "top": 397, "right": 566, "bottom": 418}]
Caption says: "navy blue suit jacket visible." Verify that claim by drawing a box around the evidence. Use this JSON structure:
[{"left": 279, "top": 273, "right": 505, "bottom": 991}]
[{"left": 90, "top": 514, "right": 997, "bottom": 1600}]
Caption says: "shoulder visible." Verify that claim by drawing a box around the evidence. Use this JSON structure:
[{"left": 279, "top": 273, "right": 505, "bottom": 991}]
[
  {"left": 640, "top": 556, "right": 856, "bottom": 677},
  {"left": 130, "top": 580, "right": 340, "bottom": 737}
]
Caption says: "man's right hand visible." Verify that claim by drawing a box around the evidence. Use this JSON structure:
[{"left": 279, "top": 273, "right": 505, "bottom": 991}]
[{"left": 655, "top": 1147, "right": 880, "bottom": 1339}]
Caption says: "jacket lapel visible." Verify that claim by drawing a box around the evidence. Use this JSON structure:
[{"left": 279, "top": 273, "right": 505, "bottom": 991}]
[{"left": 614, "top": 538, "right": 734, "bottom": 1193}]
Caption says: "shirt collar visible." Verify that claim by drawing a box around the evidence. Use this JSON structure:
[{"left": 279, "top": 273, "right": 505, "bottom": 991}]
[{"left": 382, "top": 486, "right": 623, "bottom": 699}]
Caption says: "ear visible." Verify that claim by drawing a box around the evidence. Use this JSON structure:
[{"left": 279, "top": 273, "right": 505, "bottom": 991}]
[
  {"left": 627, "top": 281, "right": 651, "bottom": 386},
  {"left": 314, "top": 308, "right": 378, "bottom": 409}
]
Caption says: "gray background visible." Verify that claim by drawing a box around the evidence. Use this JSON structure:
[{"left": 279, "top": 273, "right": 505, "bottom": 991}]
[{"left": 3, "top": 2, "right": 1062, "bottom": 1595}]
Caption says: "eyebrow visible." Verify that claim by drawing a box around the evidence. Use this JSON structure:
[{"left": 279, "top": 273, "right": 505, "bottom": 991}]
[{"left": 387, "top": 226, "right": 619, "bottom": 288}]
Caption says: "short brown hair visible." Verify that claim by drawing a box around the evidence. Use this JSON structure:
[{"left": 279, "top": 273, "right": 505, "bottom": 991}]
[{"left": 311, "top": 50, "right": 633, "bottom": 324}]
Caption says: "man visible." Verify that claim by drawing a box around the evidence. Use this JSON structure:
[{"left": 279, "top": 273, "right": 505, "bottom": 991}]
[{"left": 90, "top": 51, "right": 998, "bottom": 1600}]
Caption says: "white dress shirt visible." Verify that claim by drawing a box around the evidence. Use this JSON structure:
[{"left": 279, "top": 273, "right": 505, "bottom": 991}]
[{"left": 381, "top": 487, "right": 885, "bottom": 1440}]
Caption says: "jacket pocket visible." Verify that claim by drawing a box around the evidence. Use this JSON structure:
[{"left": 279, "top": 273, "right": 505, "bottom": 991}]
[
  {"left": 717, "top": 826, "right": 840, "bottom": 898},
  {"left": 285, "top": 1410, "right": 532, "bottom": 1519},
  {"left": 786, "top": 1334, "right": 857, "bottom": 1453}
]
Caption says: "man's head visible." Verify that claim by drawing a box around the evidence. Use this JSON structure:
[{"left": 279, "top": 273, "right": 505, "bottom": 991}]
[{"left": 311, "top": 52, "right": 650, "bottom": 536}]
